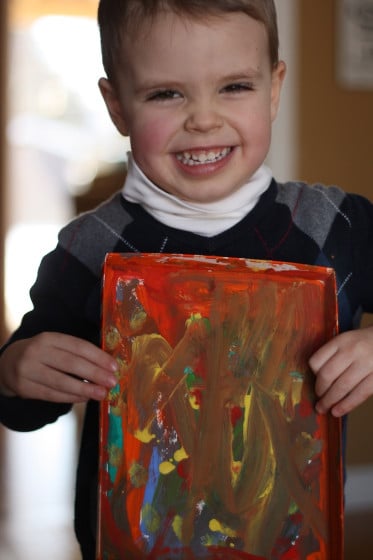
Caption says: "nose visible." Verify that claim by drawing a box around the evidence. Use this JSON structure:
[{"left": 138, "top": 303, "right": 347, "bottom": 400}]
[{"left": 184, "top": 101, "right": 223, "bottom": 134}]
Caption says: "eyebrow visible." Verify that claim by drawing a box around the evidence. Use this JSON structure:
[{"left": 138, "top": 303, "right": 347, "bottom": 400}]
[{"left": 222, "top": 68, "right": 264, "bottom": 81}]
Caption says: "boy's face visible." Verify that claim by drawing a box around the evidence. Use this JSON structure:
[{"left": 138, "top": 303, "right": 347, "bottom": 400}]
[{"left": 100, "top": 12, "right": 285, "bottom": 203}]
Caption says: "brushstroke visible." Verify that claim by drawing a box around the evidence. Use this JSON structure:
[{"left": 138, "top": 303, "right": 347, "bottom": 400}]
[{"left": 97, "top": 254, "right": 343, "bottom": 560}]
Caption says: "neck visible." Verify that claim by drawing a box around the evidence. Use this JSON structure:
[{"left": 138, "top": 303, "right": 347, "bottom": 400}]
[{"left": 122, "top": 153, "right": 272, "bottom": 237}]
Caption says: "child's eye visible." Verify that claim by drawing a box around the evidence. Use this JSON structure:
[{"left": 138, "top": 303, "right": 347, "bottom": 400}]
[
  {"left": 221, "top": 82, "right": 254, "bottom": 94},
  {"left": 146, "top": 89, "right": 182, "bottom": 102}
]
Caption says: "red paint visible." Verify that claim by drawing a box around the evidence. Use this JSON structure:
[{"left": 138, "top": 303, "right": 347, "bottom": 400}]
[
  {"left": 206, "top": 548, "right": 266, "bottom": 559},
  {"left": 98, "top": 253, "right": 343, "bottom": 560},
  {"left": 231, "top": 405, "right": 243, "bottom": 427},
  {"left": 176, "top": 458, "right": 191, "bottom": 481},
  {"left": 299, "top": 398, "right": 314, "bottom": 418},
  {"left": 190, "top": 387, "right": 203, "bottom": 407}
]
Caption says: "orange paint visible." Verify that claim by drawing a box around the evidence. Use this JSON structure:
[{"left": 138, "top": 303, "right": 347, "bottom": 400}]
[{"left": 97, "top": 253, "right": 343, "bottom": 559}]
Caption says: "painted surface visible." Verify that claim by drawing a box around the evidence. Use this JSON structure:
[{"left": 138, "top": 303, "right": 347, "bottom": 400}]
[{"left": 97, "top": 254, "right": 343, "bottom": 560}]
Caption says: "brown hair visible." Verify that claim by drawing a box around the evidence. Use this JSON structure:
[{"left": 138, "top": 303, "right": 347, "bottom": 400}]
[{"left": 98, "top": 0, "right": 279, "bottom": 84}]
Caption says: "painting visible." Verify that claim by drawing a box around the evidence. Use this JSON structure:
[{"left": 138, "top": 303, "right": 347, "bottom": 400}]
[{"left": 97, "top": 253, "right": 343, "bottom": 560}]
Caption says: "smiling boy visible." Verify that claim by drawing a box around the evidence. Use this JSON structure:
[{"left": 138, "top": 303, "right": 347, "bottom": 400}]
[
  {"left": 1, "top": 1, "right": 373, "bottom": 558},
  {"left": 98, "top": 9, "right": 285, "bottom": 203}
]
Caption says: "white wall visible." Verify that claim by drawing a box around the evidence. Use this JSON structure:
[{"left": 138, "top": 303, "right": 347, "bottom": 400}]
[{"left": 267, "top": 0, "right": 299, "bottom": 182}]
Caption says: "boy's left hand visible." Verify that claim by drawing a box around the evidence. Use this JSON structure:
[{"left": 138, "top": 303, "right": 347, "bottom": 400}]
[{"left": 309, "top": 326, "right": 373, "bottom": 417}]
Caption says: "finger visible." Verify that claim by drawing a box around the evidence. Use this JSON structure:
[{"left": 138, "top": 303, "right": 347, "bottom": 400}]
[
  {"left": 26, "top": 379, "right": 90, "bottom": 403},
  {"left": 313, "top": 351, "right": 354, "bottom": 399},
  {"left": 32, "top": 334, "right": 118, "bottom": 388},
  {"left": 41, "top": 347, "right": 117, "bottom": 388},
  {"left": 45, "top": 333, "right": 118, "bottom": 373},
  {"left": 17, "top": 366, "right": 109, "bottom": 402},
  {"left": 309, "top": 339, "right": 339, "bottom": 372},
  {"left": 315, "top": 363, "right": 355, "bottom": 414},
  {"left": 330, "top": 374, "right": 373, "bottom": 417},
  {"left": 315, "top": 357, "right": 373, "bottom": 414}
]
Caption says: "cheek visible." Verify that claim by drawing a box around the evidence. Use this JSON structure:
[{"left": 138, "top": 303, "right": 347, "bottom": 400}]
[
  {"left": 131, "top": 114, "right": 175, "bottom": 155},
  {"left": 241, "top": 110, "right": 272, "bottom": 146}
]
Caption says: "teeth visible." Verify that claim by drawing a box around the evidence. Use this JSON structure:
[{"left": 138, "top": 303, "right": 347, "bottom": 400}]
[{"left": 176, "top": 147, "right": 231, "bottom": 166}]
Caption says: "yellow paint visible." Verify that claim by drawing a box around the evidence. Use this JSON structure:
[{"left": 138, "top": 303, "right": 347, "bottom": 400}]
[
  {"left": 110, "top": 404, "right": 123, "bottom": 416},
  {"left": 257, "top": 477, "right": 275, "bottom": 500},
  {"left": 242, "top": 393, "right": 252, "bottom": 445},
  {"left": 108, "top": 444, "right": 122, "bottom": 467},
  {"left": 185, "top": 312, "right": 202, "bottom": 327},
  {"left": 292, "top": 377, "right": 303, "bottom": 407},
  {"left": 141, "top": 503, "right": 161, "bottom": 534},
  {"left": 202, "top": 533, "right": 215, "bottom": 546},
  {"left": 231, "top": 460, "right": 242, "bottom": 485},
  {"left": 174, "top": 447, "right": 189, "bottom": 462},
  {"left": 107, "top": 390, "right": 119, "bottom": 404},
  {"left": 105, "top": 326, "right": 121, "bottom": 350},
  {"left": 134, "top": 427, "right": 156, "bottom": 444},
  {"left": 129, "top": 462, "right": 148, "bottom": 488},
  {"left": 275, "top": 390, "right": 286, "bottom": 408},
  {"left": 209, "top": 519, "right": 237, "bottom": 538},
  {"left": 188, "top": 393, "right": 200, "bottom": 410},
  {"left": 129, "top": 309, "right": 147, "bottom": 331},
  {"left": 172, "top": 515, "right": 183, "bottom": 540},
  {"left": 159, "top": 461, "right": 176, "bottom": 475},
  {"left": 152, "top": 365, "right": 167, "bottom": 384}
]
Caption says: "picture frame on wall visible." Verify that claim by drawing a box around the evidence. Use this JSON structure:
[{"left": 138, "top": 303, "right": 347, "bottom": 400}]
[{"left": 336, "top": 0, "right": 373, "bottom": 89}]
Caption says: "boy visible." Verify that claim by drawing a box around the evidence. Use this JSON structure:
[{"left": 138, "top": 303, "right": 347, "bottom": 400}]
[{"left": 1, "top": 0, "right": 373, "bottom": 557}]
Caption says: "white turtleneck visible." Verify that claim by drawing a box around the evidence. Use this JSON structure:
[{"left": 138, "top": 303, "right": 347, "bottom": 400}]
[{"left": 122, "top": 153, "right": 272, "bottom": 237}]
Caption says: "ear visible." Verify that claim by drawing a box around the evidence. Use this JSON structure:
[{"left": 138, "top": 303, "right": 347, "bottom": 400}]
[
  {"left": 98, "top": 77, "right": 129, "bottom": 136},
  {"left": 270, "top": 60, "right": 286, "bottom": 122}
]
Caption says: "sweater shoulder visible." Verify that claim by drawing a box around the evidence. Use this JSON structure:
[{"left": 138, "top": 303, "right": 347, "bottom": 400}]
[
  {"left": 58, "top": 192, "right": 133, "bottom": 274},
  {"left": 276, "top": 180, "right": 348, "bottom": 213},
  {"left": 275, "top": 181, "right": 351, "bottom": 248}
]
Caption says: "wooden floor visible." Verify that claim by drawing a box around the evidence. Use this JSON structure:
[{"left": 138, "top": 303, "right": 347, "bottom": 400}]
[{"left": 0, "top": 416, "right": 372, "bottom": 560}]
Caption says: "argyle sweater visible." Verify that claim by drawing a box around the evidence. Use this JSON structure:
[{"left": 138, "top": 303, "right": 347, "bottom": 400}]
[{"left": 1, "top": 179, "right": 373, "bottom": 559}]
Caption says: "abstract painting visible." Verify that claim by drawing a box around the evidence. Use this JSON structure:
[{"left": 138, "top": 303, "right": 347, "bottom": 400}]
[{"left": 97, "top": 253, "right": 343, "bottom": 560}]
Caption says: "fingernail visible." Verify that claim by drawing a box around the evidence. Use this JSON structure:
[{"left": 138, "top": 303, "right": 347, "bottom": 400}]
[
  {"left": 108, "top": 375, "right": 118, "bottom": 387},
  {"left": 96, "top": 387, "right": 107, "bottom": 400},
  {"left": 315, "top": 403, "right": 324, "bottom": 415}
]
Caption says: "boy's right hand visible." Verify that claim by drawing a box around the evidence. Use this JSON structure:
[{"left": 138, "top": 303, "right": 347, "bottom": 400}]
[{"left": 0, "top": 333, "right": 118, "bottom": 403}]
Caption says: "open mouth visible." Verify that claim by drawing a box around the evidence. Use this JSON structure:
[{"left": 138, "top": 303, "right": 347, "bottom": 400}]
[{"left": 176, "top": 147, "right": 232, "bottom": 166}]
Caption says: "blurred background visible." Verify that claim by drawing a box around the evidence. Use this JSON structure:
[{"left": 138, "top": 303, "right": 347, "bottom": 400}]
[{"left": 0, "top": 0, "right": 372, "bottom": 558}]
